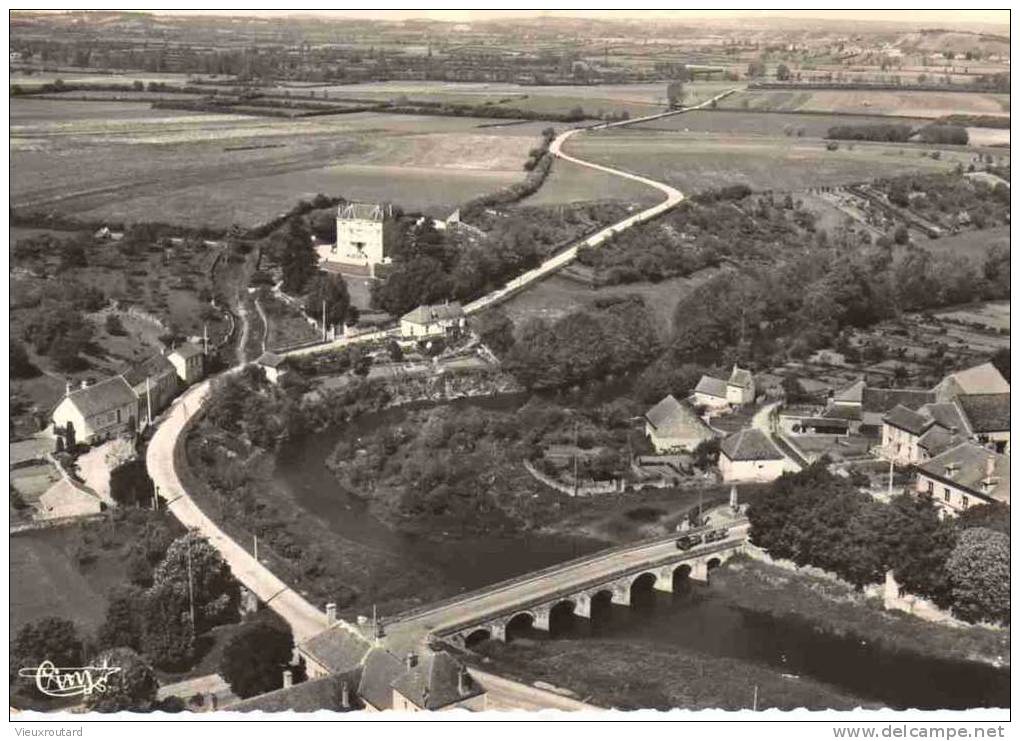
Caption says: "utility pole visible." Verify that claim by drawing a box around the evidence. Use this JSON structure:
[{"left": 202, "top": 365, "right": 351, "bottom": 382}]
[
  {"left": 887, "top": 457, "right": 894, "bottom": 499},
  {"left": 573, "top": 419, "right": 579, "bottom": 497},
  {"left": 145, "top": 376, "right": 153, "bottom": 427},
  {"left": 203, "top": 323, "right": 209, "bottom": 356},
  {"left": 253, "top": 534, "right": 258, "bottom": 562},
  {"left": 752, "top": 684, "right": 759, "bottom": 712},
  {"left": 186, "top": 539, "right": 197, "bottom": 633},
  {"left": 322, "top": 300, "right": 326, "bottom": 342}
]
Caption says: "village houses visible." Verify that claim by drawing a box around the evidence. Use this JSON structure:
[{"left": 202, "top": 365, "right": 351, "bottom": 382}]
[
  {"left": 51, "top": 376, "right": 139, "bottom": 445},
  {"left": 914, "top": 442, "right": 1009, "bottom": 515},
  {"left": 400, "top": 302, "right": 466, "bottom": 339},
  {"left": 693, "top": 365, "right": 755, "bottom": 410},
  {"left": 718, "top": 428, "right": 790, "bottom": 483},
  {"left": 643, "top": 394, "right": 714, "bottom": 453}
]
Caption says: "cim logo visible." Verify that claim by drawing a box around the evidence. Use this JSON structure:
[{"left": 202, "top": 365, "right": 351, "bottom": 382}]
[{"left": 18, "top": 660, "right": 121, "bottom": 698}]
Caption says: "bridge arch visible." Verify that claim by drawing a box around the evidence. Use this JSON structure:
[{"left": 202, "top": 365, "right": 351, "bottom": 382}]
[
  {"left": 672, "top": 563, "right": 693, "bottom": 594},
  {"left": 629, "top": 572, "right": 658, "bottom": 608},
  {"left": 504, "top": 611, "right": 536, "bottom": 642},
  {"left": 548, "top": 599, "right": 577, "bottom": 637},
  {"left": 463, "top": 628, "right": 491, "bottom": 648},
  {"left": 707, "top": 557, "right": 722, "bottom": 571}
]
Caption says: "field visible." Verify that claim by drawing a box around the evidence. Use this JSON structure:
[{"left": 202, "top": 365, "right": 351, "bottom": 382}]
[
  {"left": 934, "top": 301, "right": 1010, "bottom": 332},
  {"left": 564, "top": 130, "right": 966, "bottom": 194},
  {"left": 11, "top": 99, "right": 551, "bottom": 227},
  {"left": 501, "top": 268, "right": 725, "bottom": 338},
  {"left": 632, "top": 109, "right": 932, "bottom": 138},
  {"left": 521, "top": 157, "right": 660, "bottom": 207},
  {"left": 917, "top": 224, "right": 1011, "bottom": 260},
  {"left": 10, "top": 527, "right": 127, "bottom": 635},
  {"left": 719, "top": 89, "right": 1010, "bottom": 118}
]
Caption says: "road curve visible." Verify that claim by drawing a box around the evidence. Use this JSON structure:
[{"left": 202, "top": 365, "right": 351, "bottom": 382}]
[
  {"left": 145, "top": 376, "right": 329, "bottom": 643},
  {"left": 462, "top": 87, "right": 739, "bottom": 316}
]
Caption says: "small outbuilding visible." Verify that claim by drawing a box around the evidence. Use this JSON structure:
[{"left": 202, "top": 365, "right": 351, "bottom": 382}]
[{"left": 256, "top": 352, "right": 289, "bottom": 385}]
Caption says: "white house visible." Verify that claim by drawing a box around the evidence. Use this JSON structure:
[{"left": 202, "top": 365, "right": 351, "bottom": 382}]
[
  {"left": 915, "top": 442, "right": 1009, "bottom": 515},
  {"left": 121, "top": 352, "right": 179, "bottom": 428},
  {"left": 693, "top": 365, "right": 755, "bottom": 409},
  {"left": 644, "top": 394, "right": 714, "bottom": 453},
  {"left": 400, "top": 302, "right": 466, "bottom": 339},
  {"left": 168, "top": 342, "right": 205, "bottom": 385},
  {"left": 256, "top": 351, "right": 289, "bottom": 385},
  {"left": 718, "top": 428, "right": 789, "bottom": 483},
  {"left": 51, "top": 377, "right": 138, "bottom": 445},
  {"left": 321, "top": 202, "right": 396, "bottom": 277}
]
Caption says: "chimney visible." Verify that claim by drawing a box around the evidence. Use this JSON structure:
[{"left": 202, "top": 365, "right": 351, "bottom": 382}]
[
  {"left": 405, "top": 652, "right": 417, "bottom": 670},
  {"left": 291, "top": 646, "right": 301, "bottom": 666},
  {"left": 339, "top": 680, "right": 350, "bottom": 710},
  {"left": 458, "top": 666, "right": 469, "bottom": 696},
  {"left": 65, "top": 380, "right": 72, "bottom": 397},
  {"left": 986, "top": 456, "right": 996, "bottom": 480},
  {"left": 282, "top": 670, "right": 293, "bottom": 689},
  {"left": 325, "top": 602, "right": 337, "bottom": 625},
  {"left": 79, "top": 379, "right": 89, "bottom": 390}
]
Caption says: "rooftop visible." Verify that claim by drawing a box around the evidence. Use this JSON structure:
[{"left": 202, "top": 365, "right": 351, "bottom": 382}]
[
  {"left": 121, "top": 353, "right": 176, "bottom": 387},
  {"left": 883, "top": 404, "right": 933, "bottom": 436},
  {"left": 915, "top": 442, "right": 1010, "bottom": 504},
  {"left": 227, "top": 672, "right": 361, "bottom": 713},
  {"left": 917, "top": 402, "right": 968, "bottom": 435},
  {"left": 720, "top": 428, "right": 784, "bottom": 462},
  {"left": 169, "top": 342, "right": 204, "bottom": 360},
  {"left": 917, "top": 426, "right": 966, "bottom": 457},
  {"left": 955, "top": 393, "right": 1010, "bottom": 434},
  {"left": 58, "top": 376, "right": 137, "bottom": 418},
  {"left": 401, "top": 302, "right": 465, "bottom": 326},
  {"left": 728, "top": 365, "right": 753, "bottom": 389},
  {"left": 390, "top": 651, "right": 483, "bottom": 711},
  {"left": 832, "top": 379, "right": 865, "bottom": 405},
  {"left": 299, "top": 624, "right": 372, "bottom": 675},
  {"left": 357, "top": 647, "right": 406, "bottom": 711},
  {"left": 942, "top": 362, "right": 1010, "bottom": 396},
  {"left": 862, "top": 387, "right": 935, "bottom": 414},
  {"left": 256, "top": 351, "right": 286, "bottom": 369},
  {"left": 645, "top": 395, "right": 711, "bottom": 439},
  {"left": 339, "top": 202, "right": 393, "bottom": 222},
  {"left": 694, "top": 375, "right": 728, "bottom": 399}
]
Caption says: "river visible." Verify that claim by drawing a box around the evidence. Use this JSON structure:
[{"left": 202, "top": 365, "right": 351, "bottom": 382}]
[{"left": 272, "top": 392, "right": 1009, "bottom": 711}]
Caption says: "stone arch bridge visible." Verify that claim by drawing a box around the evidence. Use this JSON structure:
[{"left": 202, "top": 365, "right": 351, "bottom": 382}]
[{"left": 378, "top": 524, "right": 748, "bottom": 656}]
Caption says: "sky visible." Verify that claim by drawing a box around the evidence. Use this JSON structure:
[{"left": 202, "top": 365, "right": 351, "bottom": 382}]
[{"left": 118, "top": 8, "right": 1010, "bottom": 29}]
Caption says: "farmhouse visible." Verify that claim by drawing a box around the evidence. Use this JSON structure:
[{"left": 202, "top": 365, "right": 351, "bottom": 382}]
[
  {"left": 880, "top": 390, "right": 1009, "bottom": 464},
  {"left": 718, "top": 428, "right": 788, "bottom": 483},
  {"left": 914, "top": 442, "right": 1009, "bottom": 515},
  {"left": 168, "top": 342, "right": 205, "bottom": 385},
  {"left": 644, "top": 394, "right": 714, "bottom": 453},
  {"left": 121, "top": 352, "right": 179, "bottom": 428},
  {"left": 320, "top": 202, "right": 396, "bottom": 278},
  {"left": 52, "top": 377, "right": 138, "bottom": 445},
  {"left": 933, "top": 362, "right": 1010, "bottom": 401},
  {"left": 256, "top": 352, "right": 289, "bottom": 385},
  {"left": 400, "top": 302, "right": 466, "bottom": 339},
  {"left": 693, "top": 365, "right": 755, "bottom": 409}
]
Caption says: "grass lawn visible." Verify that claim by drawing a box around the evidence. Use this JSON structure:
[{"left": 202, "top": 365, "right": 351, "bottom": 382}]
[{"left": 10, "top": 525, "right": 127, "bottom": 636}]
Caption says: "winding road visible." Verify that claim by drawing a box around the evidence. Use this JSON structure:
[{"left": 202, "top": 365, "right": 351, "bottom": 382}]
[{"left": 145, "top": 88, "right": 738, "bottom": 659}]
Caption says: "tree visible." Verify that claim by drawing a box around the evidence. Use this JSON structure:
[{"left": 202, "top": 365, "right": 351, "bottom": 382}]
[
  {"left": 746, "top": 60, "right": 767, "bottom": 78},
  {"left": 303, "top": 273, "right": 351, "bottom": 328},
  {"left": 776, "top": 63, "right": 792, "bottom": 81},
  {"left": 85, "top": 647, "right": 158, "bottom": 713},
  {"left": 10, "top": 339, "right": 36, "bottom": 378},
  {"left": 666, "top": 80, "right": 685, "bottom": 108},
  {"left": 152, "top": 533, "right": 238, "bottom": 632},
  {"left": 10, "top": 618, "right": 83, "bottom": 692},
  {"left": 277, "top": 219, "right": 317, "bottom": 294},
  {"left": 471, "top": 309, "right": 515, "bottom": 355},
  {"left": 138, "top": 582, "right": 194, "bottom": 670},
  {"left": 883, "top": 493, "right": 958, "bottom": 607},
  {"left": 97, "top": 585, "right": 146, "bottom": 651},
  {"left": 220, "top": 622, "right": 295, "bottom": 699},
  {"left": 945, "top": 527, "right": 1010, "bottom": 625}
]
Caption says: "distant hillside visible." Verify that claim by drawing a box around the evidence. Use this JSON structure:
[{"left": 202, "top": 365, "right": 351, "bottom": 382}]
[{"left": 896, "top": 29, "right": 1010, "bottom": 57}]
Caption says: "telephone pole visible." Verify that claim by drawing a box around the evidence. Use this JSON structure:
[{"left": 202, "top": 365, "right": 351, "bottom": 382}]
[
  {"left": 186, "top": 539, "right": 197, "bottom": 632},
  {"left": 322, "top": 300, "right": 326, "bottom": 342}
]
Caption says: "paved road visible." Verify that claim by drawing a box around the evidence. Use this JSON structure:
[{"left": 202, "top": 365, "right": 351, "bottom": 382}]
[
  {"left": 468, "top": 668, "right": 601, "bottom": 712},
  {"left": 380, "top": 525, "right": 748, "bottom": 656},
  {"left": 462, "top": 87, "right": 740, "bottom": 316},
  {"left": 145, "top": 378, "right": 329, "bottom": 643},
  {"left": 751, "top": 401, "right": 804, "bottom": 472}
]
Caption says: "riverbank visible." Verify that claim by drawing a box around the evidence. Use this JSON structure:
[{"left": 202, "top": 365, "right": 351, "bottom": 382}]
[
  {"left": 715, "top": 556, "right": 1010, "bottom": 669},
  {"left": 467, "top": 638, "right": 874, "bottom": 711}
]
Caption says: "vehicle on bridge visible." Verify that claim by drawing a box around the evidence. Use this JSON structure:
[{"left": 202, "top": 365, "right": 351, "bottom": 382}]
[{"left": 675, "top": 527, "right": 729, "bottom": 551}]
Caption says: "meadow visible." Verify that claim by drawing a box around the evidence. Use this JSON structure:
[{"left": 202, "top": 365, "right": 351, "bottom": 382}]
[
  {"left": 11, "top": 100, "right": 550, "bottom": 227},
  {"left": 718, "top": 89, "right": 1010, "bottom": 119},
  {"left": 632, "top": 109, "right": 932, "bottom": 138},
  {"left": 564, "top": 130, "right": 970, "bottom": 194}
]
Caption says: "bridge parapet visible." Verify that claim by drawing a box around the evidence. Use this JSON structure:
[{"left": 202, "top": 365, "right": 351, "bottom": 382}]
[{"left": 437, "top": 539, "right": 746, "bottom": 646}]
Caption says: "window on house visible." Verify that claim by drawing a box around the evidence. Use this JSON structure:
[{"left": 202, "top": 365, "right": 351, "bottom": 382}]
[
  {"left": 943, "top": 488, "right": 951, "bottom": 502},
  {"left": 926, "top": 480, "right": 933, "bottom": 494},
  {"left": 116, "top": 409, "right": 121, "bottom": 423},
  {"left": 961, "top": 495, "right": 969, "bottom": 509}
]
